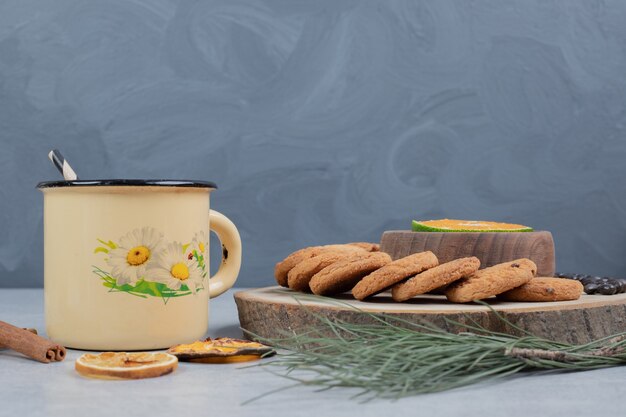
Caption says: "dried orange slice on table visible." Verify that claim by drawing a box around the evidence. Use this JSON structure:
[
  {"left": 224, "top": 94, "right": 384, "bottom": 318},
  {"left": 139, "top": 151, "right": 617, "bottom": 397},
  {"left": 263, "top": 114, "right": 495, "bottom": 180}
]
[
  {"left": 412, "top": 219, "right": 533, "bottom": 233},
  {"left": 75, "top": 352, "right": 178, "bottom": 380},
  {"left": 168, "top": 337, "right": 275, "bottom": 363}
]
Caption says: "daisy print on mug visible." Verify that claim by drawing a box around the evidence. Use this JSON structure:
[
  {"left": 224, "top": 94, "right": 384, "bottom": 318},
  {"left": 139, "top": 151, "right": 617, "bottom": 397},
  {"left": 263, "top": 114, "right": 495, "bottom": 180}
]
[
  {"left": 188, "top": 231, "right": 208, "bottom": 278},
  {"left": 106, "top": 227, "right": 163, "bottom": 286},
  {"left": 92, "top": 228, "right": 207, "bottom": 303},
  {"left": 149, "top": 242, "right": 205, "bottom": 292}
]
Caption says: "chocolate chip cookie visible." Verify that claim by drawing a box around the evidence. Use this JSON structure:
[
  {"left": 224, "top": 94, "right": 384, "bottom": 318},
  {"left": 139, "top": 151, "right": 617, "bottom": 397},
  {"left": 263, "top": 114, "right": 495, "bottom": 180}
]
[
  {"left": 498, "top": 277, "right": 583, "bottom": 302},
  {"left": 445, "top": 258, "right": 537, "bottom": 303},
  {"left": 391, "top": 257, "right": 481, "bottom": 302},
  {"left": 352, "top": 251, "right": 439, "bottom": 300},
  {"left": 288, "top": 250, "right": 367, "bottom": 292},
  {"left": 310, "top": 252, "right": 392, "bottom": 296},
  {"left": 274, "top": 243, "right": 373, "bottom": 287}
]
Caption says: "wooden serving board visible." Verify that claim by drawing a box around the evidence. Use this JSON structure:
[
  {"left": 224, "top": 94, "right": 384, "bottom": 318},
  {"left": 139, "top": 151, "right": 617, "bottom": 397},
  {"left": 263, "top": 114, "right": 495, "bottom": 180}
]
[
  {"left": 234, "top": 287, "right": 626, "bottom": 344},
  {"left": 381, "top": 231, "right": 556, "bottom": 276}
]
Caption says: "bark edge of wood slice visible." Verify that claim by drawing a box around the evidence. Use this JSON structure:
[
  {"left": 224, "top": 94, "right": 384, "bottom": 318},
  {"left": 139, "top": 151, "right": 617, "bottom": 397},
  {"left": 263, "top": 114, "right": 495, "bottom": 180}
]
[
  {"left": 234, "top": 287, "right": 626, "bottom": 345},
  {"left": 380, "top": 230, "right": 555, "bottom": 276}
]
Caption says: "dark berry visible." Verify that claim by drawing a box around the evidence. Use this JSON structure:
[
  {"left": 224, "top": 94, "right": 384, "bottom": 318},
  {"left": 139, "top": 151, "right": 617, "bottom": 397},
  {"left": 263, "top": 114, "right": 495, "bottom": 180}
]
[
  {"left": 556, "top": 273, "right": 626, "bottom": 295},
  {"left": 581, "top": 276, "right": 598, "bottom": 286},
  {"left": 584, "top": 283, "right": 600, "bottom": 294},
  {"left": 597, "top": 283, "right": 618, "bottom": 295}
]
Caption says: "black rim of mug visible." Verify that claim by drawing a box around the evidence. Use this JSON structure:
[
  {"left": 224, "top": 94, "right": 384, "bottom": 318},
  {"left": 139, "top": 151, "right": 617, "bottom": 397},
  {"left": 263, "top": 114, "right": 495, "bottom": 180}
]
[{"left": 36, "top": 179, "right": 217, "bottom": 189}]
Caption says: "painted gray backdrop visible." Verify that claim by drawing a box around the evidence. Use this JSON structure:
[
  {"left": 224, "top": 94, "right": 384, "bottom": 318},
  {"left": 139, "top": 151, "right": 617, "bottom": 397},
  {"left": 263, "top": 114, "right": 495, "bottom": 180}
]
[{"left": 1, "top": 0, "right": 626, "bottom": 288}]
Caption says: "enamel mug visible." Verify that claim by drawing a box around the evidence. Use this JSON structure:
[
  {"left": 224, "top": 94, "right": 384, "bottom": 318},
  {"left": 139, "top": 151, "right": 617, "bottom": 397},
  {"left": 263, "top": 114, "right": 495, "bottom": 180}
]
[{"left": 37, "top": 179, "right": 242, "bottom": 350}]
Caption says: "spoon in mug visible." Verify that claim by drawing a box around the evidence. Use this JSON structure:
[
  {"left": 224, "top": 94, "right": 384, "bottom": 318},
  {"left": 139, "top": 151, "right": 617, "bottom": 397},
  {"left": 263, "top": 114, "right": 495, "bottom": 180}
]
[{"left": 48, "top": 149, "right": 79, "bottom": 180}]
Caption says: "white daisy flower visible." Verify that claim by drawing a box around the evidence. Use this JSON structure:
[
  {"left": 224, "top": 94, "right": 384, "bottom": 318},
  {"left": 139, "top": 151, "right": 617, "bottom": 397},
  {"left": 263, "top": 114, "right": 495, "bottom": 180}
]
[
  {"left": 187, "top": 231, "right": 208, "bottom": 276},
  {"left": 189, "top": 230, "right": 208, "bottom": 260},
  {"left": 148, "top": 242, "right": 205, "bottom": 292},
  {"left": 106, "top": 227, "right": 163, "bottom": 286}
]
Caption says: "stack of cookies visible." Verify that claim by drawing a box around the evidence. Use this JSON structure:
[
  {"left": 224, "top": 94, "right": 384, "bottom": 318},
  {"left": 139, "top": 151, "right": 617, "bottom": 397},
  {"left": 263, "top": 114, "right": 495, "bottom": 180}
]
[{"left": 274, "top": 243, "right": 584, "bottom": 303}]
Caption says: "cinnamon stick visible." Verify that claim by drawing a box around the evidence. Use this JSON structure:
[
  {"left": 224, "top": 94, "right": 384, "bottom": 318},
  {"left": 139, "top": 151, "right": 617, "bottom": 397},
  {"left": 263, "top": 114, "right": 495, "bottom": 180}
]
[
  {"left": 0, "top": 321, "right": 66, "bottom": 363},
  {"left": 0, "top": 328, "right": 37, "bottom": 349}
]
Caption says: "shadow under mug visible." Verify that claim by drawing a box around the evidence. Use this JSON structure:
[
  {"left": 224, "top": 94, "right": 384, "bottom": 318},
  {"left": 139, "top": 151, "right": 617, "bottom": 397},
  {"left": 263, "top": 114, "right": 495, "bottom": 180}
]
[{"left": 37, "top": 179, "right": 242, "bottom": 350}]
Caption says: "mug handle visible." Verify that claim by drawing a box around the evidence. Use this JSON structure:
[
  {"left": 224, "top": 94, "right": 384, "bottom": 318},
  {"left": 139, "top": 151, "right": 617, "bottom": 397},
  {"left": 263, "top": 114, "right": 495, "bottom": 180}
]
[{"left": 207, "top": 210, "right": 242, "bottom": 298}]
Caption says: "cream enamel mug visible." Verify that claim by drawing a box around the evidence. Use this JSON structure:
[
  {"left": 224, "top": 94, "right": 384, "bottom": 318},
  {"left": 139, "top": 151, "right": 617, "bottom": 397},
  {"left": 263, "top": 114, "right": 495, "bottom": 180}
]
[{"left": 37, "top": 179, "right": 241, "bottom": 350}]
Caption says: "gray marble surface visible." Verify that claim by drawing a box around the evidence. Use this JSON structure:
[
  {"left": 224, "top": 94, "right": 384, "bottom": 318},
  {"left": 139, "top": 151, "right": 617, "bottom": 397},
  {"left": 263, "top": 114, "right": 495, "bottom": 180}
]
[
  {"left": 1, "top": 288, "right": 624, "bottom": 417},
  {"left": 3, "top": 1, "right": 626, "bottom": 289}
]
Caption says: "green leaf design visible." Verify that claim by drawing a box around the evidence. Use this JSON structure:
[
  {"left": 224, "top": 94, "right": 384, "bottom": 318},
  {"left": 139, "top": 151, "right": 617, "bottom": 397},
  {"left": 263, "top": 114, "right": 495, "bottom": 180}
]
[
  {"left": 97, "top": 239, "right": 117, "bottom": 249},
  {"left": 192, "top": 250, "right": 207, "bottom": 275},
  {"left": 94, "top": 247, "right": 109, "bottom": 254},
  {"left": 92, "top": 266, "right": 198, "bottom": 303},
  {"left": 102, "top": 281, "right": 148, "bottom": 298}
]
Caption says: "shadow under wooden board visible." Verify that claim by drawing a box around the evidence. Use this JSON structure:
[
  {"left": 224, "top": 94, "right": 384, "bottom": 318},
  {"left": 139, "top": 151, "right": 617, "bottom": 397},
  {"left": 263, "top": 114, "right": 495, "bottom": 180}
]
[{"left": 234, "top": 287, "right": 626, "bottom": 345}]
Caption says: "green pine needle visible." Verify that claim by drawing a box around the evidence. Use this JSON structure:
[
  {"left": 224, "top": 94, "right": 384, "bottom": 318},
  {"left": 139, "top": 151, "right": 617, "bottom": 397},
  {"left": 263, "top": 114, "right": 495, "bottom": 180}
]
[{"left": 245, "top": 296, "right": 626, "bottom": 401}]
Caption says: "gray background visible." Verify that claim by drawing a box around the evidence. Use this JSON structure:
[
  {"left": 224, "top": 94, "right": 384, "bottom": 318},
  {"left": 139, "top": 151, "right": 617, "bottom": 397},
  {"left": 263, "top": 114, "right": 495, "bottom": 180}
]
[{"left": 1, "top": 0, "right": 625, "bottom": 288}]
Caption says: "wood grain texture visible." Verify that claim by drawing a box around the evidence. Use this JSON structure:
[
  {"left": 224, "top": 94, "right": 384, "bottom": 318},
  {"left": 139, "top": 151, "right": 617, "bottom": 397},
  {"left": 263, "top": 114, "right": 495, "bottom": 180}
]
[
  {"left": 380, "top": 231, "right": 555, "bottom": 276},
  {"left": 234, "top": 287, "right": 626, "bottom": 344}
]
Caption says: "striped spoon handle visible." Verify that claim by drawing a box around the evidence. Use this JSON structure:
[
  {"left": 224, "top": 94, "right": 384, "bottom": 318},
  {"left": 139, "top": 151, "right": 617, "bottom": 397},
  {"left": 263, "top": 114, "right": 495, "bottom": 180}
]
[{"left": 48, "top": 149, "right": 78, "bottom": 180}]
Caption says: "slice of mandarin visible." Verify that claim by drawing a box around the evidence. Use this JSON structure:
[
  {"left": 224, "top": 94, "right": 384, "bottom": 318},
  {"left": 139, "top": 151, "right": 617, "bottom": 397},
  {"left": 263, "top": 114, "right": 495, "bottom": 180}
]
[
  {"left": 75, "top": 352, "right": 178, "bottom": 380},
  {"left": 412, "top": 219, "right": 533, "bottom": 232},
  {"left": 167, "top": 337, "right": 275, "bottom": 363}
]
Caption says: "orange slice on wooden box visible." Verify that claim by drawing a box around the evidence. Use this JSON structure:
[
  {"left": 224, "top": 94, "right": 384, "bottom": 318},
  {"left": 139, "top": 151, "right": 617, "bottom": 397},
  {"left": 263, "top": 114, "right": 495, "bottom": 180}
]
[
  {"left": 75, "top": 352, "right": 178, "bottom": 380},
  {"left": 412, "top": 219, "right": 533, "bottom": 233},
  {"left": 167, "top": 337, "right": 275, "bottom": 363}
]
